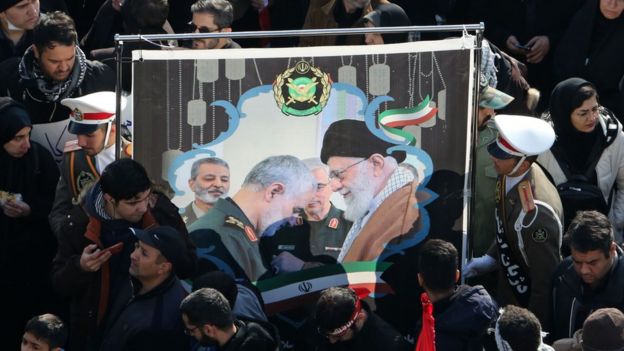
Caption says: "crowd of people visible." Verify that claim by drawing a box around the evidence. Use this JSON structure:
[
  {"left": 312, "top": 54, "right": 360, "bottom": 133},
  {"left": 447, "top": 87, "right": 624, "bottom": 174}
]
[{"left": 1, "top": 0, "right": 624, "bottom": 350}]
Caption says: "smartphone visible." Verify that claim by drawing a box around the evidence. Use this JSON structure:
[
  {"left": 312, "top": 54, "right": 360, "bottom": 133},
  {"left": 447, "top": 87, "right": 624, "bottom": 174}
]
[
  {"left": 98, "top": 242, "right": 124, "bottom": 256},
  {"left": 515, "top": 43, "right": 531, "bottom": 51}
]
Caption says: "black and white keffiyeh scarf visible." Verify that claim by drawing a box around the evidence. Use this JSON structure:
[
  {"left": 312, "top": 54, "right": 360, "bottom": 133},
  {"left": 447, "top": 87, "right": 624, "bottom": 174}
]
[{"left": 18, "top": 45, "right": 87, "bottom": 102}]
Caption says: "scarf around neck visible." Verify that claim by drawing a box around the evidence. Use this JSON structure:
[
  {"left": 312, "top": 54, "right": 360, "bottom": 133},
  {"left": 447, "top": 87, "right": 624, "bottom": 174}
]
[{"left": 18, "top": 45, "right": 87, "bottom": 102}]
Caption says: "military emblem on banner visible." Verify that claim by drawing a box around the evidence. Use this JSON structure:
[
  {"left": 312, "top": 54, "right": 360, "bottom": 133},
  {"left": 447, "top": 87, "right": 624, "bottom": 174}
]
[{"left": 273, "top": 61, "right": 331, "bottom": 117}]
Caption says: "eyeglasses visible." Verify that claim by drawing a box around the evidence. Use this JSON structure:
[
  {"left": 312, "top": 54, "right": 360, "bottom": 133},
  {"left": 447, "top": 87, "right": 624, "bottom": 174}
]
[
  {"left": 187, "top": 22, "right": 220, "bottom": 34},
  {"left": 184, "top": 326, "right": 199, "bottom": 336},
  {"left": 328, "top": 158, "right": 368, "bottom": 181},
  {"left": 573, "top": 105, "right": 600, "bottom": 121}
]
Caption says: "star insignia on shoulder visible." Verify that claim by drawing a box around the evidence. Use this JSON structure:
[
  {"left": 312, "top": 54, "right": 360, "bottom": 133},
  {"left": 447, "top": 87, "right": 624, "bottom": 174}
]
[{"left": 224, "top": 215, "right": 245, "bottom": 230}]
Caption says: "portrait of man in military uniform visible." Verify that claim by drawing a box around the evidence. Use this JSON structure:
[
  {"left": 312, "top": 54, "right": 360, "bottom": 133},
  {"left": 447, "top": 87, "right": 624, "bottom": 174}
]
[
  {"left": 182, "top": 156, "right": 230, "bottom": 227},
  {"left": 260, "top": 157, "right": 351, "bottom": 274},
  {"left": 188, "top": 155, "right": 316, "bottom": 283}
]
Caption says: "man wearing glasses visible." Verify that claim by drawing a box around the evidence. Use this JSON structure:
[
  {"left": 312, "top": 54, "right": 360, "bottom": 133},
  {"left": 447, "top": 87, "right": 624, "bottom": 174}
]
[
  {"left": 261, "top": 157, "right": 351, "bottom": 274},
  {"left": 189, "top": 0, "right": 241, "bottom": 49},
  {"left": 319, "top": 119, "right": 422, "bottom": 337}
]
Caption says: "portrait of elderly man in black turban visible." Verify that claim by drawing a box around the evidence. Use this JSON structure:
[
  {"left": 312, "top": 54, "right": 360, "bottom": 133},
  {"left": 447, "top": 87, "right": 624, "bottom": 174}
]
[{"left": 320, "top": 118, "right": 431, "bottom": 336}]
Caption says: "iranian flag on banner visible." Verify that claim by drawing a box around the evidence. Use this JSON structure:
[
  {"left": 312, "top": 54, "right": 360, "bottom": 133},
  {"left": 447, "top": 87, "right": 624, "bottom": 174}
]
[
  {"left": 255, "top": 262, "right": 393, "bottom": 315},
  {"left": 378, "top": 96, "right": 438, "bottom": 145}
]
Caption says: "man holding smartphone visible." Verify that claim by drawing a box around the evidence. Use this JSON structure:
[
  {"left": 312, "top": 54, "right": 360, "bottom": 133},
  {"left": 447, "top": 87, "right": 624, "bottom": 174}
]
[{"left": 51, "top": 158, "right": 196, "bottom": 351}]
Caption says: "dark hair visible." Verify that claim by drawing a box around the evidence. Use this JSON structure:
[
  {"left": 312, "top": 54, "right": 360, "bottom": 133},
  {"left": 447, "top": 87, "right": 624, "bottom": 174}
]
[
  {"left": 33, "top": 11, "right": 77, "bottom": 52},
  {"left": 497, "top": 305, "right": 541, "bottom": 351},
  {"left": 570, "top": 85, "right": 598, "bottom": 112},
  {"left": 100, "top": 158, "right": 151, "bottom": 201},
  {"left": 192, "top": 271, "right": 238, "bottom": 308},
  {"left": 566, "top": 210, "right": 614, "bottom": 257},
  {"left": 418, "top": 239, "right": 458, "bottom": 292},
  {"left": 315, "top": 287, "right": 358, "bottom": 333},
  {"left": 190, "top": 0, "right": 233, "bottom": 28},
  {"left": 24, "top": 314, "right": 67, "bottom": 349},
  {"left": 124, "top": 0, "right": 169, "bottom": 29},
  {"left": 180, "top": 288, "right": 234, "bottom": 329}
]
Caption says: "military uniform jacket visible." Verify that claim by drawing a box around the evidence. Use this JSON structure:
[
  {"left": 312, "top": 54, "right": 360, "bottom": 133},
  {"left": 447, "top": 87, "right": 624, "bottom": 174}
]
[
  {"left": 49, "top": 148, "right": 100, "bottom": 237},
  {"left": 189, "top": 198, "right": 268, "bottom": 282},
  {"left": 182, "top": 202, "right": 199, "bottom": 227},
  {"left": 487, "top": 163, "right": 563, "bottom": 331},
  {"left": 259, "top": 204, "right": 351, "bottom": 265}
]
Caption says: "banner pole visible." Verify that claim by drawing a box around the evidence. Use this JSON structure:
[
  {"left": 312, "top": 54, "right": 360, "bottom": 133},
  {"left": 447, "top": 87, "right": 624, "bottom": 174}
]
[{"left": 114, "top": 37, "right": 123, "bottom": 160}]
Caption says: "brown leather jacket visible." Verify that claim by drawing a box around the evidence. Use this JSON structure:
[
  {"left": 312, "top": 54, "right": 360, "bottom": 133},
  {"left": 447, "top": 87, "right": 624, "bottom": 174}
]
[{"left": 300, "top": 0, "right": 388, "bottom": 47}]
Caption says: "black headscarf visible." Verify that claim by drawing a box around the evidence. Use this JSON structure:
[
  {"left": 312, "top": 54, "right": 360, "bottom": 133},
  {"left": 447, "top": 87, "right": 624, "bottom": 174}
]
[
  {"left": 549, "top": 77, "right": 603, "bottom": 174},
  {"left": 363, "top": 3, "right": 411, "bottom": 44},
  {"left": 0, "top": 97, "right": 32, "bottom": 146}
]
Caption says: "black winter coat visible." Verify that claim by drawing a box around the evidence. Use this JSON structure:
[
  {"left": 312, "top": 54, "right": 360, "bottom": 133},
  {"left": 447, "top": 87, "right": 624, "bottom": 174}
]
[{"left": 0, "top": 57, "right": 115, "bottom": 124}]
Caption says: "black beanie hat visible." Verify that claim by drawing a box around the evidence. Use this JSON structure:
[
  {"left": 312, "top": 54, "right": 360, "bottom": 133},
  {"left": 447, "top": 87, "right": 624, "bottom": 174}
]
[
  {"left": 320, "top": 119, "right": 406, "bottom": 164},
  {"left": 0, "top": 97, "right": 32, "bottom": 145},
  {"left": 0, "top": 0, "right": 22, "bottom": 12}
]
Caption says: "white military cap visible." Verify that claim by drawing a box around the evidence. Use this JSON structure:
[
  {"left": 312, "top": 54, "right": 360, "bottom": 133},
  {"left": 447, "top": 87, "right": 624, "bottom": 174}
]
[
  {"left": 62, "top": 92, "right": 127, "bottom": 135},
  {"left": 487, "top": 114, "right": 555, "bottom": 159}
]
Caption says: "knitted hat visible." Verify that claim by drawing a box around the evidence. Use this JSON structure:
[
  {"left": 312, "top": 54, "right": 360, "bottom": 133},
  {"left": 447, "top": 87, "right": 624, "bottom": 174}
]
[
  {"left": 320, "top": 119, "right": 406, "bottom": 164},
  {"left": 0, "top": 97, "right": 32, "bottom": 145},
  {"left": 0, "top": 0, "right": 21, "bottom": 12},
  {"left": 581, "top": 308, "right": 624, "bottom": 351}
]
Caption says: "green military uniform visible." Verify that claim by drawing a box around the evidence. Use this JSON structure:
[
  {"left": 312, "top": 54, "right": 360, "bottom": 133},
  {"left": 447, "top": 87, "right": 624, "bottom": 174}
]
[
  {"left": 472, "top": 126, "right": 498, "bottom": 256},
  {"left": 182, "top": 201, "right": 208, "bottom": 228},
  {"left": 49, "top": 145, "right": 101, "bottom": 237},
  {"left": 487, "top": 163, "right": 563, "bottom": 331},
  {"left": 259, "top": 204, "right": 351, "bottom": 266},
  {"left": 189, "top": 197, "right": 268, "bottom": 282},
  {"left": 49, "top": 138, "right": 131, "bottom": 238}
]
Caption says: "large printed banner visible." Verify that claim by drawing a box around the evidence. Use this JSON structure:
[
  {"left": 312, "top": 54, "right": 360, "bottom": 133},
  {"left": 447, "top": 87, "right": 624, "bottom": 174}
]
[{"left": 132, "top": 37, "right": 476, "bottom": 334}]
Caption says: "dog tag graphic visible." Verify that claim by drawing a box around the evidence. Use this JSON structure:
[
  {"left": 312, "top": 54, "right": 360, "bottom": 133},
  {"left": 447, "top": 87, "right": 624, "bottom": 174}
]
[
  {"left": 187, "top": 99, "right": 207, "bottom": 127},
  {"left": 225, "top": 59, "right": 245, "bottom": 80},
  {"left": 196, "top": 60, "right": 219, "bottom": 83},
  {"left": 161, "top": 149, "right": 183, "bottom": 181},
  {"left": 338, "top": 65, "right": 357, "bottom": 86},
  {"left": 368, "top": 63, "right": 390, "bottom": 96},
  {"left": 437, "top": 89, "right": 447, "bottom": 120}
]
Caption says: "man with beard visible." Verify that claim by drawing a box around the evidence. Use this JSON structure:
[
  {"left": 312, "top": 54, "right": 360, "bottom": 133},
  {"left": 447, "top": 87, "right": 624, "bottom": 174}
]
[
  {"left": 48, "top": 91, "right": 130, "bottom": 238},
  {"left": 189, "top": 0, "right": 240, "bottom": 49},
  {"left": 311, "top": 287, "right": 410, "bottom": 351},
  {"left": 180, "top": 288, "right": 279, "bottom": 351},
  {"left": 51, "top": 158, "right": 195, "bottom": 350},
  {"left": 189, "top": 155, "right": 315, "bottom": 282},
  {"left": 300, "top": 0, "right": 389, "bottom": 46},
  {"left": 319, "top": 119, "right": 422, "bottom": 337},
  {"left": 261, "top": 157, "right": 351, "bottom": 273},
  {"left": 259, "top": 158, "right": 351, "bottom": 350},
  {"left": 183, "top": 157, "right": 230, "bottom": 227},
  {"left": 0, "top": 11, "right": 115, "bottom": 124},
  {"left": 0, "top": 0, "right": 39, "bottom": 62}
]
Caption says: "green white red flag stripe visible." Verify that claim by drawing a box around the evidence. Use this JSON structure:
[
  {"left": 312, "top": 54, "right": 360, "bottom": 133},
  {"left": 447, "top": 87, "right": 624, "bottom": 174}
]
[
  {"left": 378, "top": 96, "right": 438, "bottom": 145},
  {"left": 254, "top": 262, "right": 393, "bottom": 315}
]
